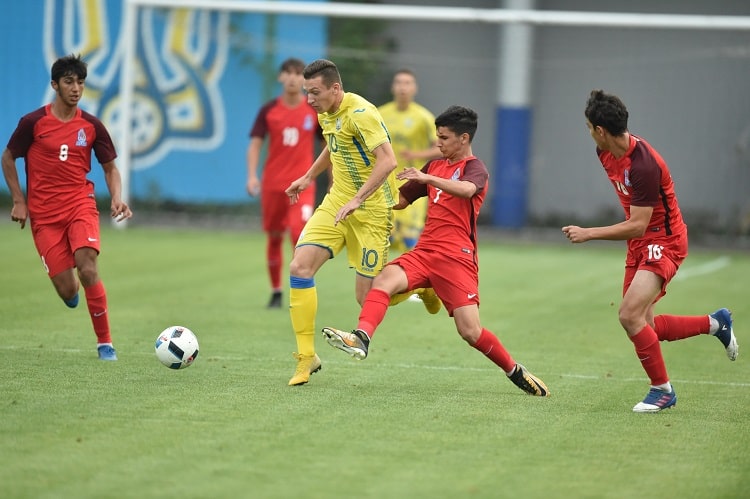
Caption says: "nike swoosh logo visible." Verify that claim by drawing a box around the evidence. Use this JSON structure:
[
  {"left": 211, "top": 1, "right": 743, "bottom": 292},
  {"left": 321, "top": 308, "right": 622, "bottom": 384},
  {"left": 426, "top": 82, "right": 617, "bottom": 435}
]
[
  {"left": 354, "top": 108, "right": 366, "bottom": 113},
  {"left": 87, "top": 237, "right": 98, "bottom": 242},
  {"left": 93, "top": 311, "right": 106, "bottom": 317},
  {"left": 467, "top": 294, "right": 477, "bottom": 299}
]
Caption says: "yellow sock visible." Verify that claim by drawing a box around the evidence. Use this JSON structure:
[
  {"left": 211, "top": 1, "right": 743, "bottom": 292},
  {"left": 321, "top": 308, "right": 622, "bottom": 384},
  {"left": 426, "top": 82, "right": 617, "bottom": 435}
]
[
  {"left": 390, "top": 288, "right": 420, "bottom": 306},
  {"left": 290, "top": 286, "right": 317, "bottom": 356}
]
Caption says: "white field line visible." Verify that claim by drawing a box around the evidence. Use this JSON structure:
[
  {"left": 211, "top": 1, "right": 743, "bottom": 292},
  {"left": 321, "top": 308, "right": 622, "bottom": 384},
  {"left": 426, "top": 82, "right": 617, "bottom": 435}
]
[
  {"left": 673, "top": 256, "right": 731, "bottom": 281},
  {"left": 1, "top": 345, "right": 747, "bottom": 388}
]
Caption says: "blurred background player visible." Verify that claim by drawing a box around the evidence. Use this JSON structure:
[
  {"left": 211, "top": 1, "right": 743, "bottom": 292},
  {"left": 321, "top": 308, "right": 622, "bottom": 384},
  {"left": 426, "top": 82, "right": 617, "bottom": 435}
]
[
  {"left": 322, "top": 106, "right": 549, "bottom": 397},
  {"left": 379, "top": 68, "right": 442, "bottom": 309},
  {"left": 378, "top": 68, "right": 440, "bottom": 253},
  {"left": 562, "top": 89, "right": 738, "bottom": 413},
  {"left": 1, "top": 54, "right": 132, "bottom": 361},
  {"left": 246, "top": 57, "right": 323, "bottom": 308},
  {"left": 284, "top": 59, "right": 398, "bottom": 386}
]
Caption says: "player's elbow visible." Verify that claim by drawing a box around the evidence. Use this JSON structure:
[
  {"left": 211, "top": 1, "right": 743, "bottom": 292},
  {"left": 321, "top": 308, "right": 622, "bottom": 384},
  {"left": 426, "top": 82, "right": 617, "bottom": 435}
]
[{"left": 629, "top": 222, "right": 649, "bottom": 238}]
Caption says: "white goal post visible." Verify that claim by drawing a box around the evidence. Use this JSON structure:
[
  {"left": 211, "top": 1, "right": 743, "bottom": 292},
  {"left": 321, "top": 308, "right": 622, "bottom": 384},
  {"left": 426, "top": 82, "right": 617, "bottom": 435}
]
[{"left": 117, "top": 0, "right": 750, "bottom": 227}]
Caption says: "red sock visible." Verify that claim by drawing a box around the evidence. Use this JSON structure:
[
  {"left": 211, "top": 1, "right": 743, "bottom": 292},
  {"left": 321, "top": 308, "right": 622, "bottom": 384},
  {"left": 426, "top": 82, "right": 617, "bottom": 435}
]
[
  {"left": 654, "top": 314, "right": 710, "bottom": 341},
  {"left": 267, "top": 235, "right": 283, "bottom": 291},
  {"left": 630, "top": 325, "right": 669, "bottom": 386},
  {"left": 472, "top": 328, "right": 516, "bottom": 373},
  {"left": 357, "top": 288, "right": 391, "bottom": 338},
  {"left": 84, "top": 280, "right": 111, "bottom": 344}
]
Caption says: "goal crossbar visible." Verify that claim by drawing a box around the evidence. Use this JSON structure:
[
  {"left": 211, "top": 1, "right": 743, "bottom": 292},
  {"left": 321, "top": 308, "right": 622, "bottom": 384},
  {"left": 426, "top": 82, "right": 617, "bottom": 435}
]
[{"left": 115, "top": 0, "right": 750, "bottom": 227}]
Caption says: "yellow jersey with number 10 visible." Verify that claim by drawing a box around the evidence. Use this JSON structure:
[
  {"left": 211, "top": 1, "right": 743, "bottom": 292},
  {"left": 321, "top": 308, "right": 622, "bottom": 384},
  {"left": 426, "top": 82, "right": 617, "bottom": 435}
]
[{"left": 318, "top": 92, "right": 397, "bottom": 211}]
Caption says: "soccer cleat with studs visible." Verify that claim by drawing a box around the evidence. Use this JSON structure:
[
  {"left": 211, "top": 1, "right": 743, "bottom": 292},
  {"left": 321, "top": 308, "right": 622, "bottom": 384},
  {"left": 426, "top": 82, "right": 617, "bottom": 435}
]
[
  {"left": 321, "top": 327, "right": 369, "bottom": 360},
  {"left": 710, "top": 308, "right": 738, "bottom": 361},
  {"left": 267, "top": 291, "right": 282, "bottom": 309},
  {"left": 288, "top": 353, "right": 322, "bottom": 386},
  {"left": 97, "top": 345, "right": 118, "bottom": 361},
  {"left": 508, "top": 364, "right": 549, "bottom": 396},
  {"left": 632, "top": 387, "right": 677, "bottom": 413}
]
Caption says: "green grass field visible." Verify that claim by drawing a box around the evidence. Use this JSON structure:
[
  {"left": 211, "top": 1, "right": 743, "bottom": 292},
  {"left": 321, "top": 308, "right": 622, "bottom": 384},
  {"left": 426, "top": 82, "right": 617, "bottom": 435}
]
[{"left": 1, "top": 221, "right": 748, "bottom": 499}]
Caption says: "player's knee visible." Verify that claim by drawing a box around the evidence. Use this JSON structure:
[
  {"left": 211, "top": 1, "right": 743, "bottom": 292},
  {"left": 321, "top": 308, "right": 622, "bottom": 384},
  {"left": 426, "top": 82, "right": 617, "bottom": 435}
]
[
  {"left": 76, "top": 265, "right": 99, "bottom": 287},
  {"left": 618, "top": 308, "right": 642, "bottom": 333},
  {"left": 456, "top": 325, "right": 481, "bottom": 345},
  {"left": 289, "top": 259, "right": 314, "bottom": 279}
]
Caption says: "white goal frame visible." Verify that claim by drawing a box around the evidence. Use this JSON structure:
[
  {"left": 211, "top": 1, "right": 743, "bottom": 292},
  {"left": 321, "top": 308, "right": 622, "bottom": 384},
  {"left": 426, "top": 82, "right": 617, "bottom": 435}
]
[{"left": 117, "top": 0, "right": 750, "bottom": 227}]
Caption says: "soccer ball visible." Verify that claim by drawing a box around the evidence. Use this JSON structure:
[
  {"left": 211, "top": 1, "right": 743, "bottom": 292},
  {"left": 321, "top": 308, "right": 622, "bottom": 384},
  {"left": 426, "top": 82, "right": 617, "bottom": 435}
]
[{"left": 155, "top": 326, "right": 199, "bottom": 369}]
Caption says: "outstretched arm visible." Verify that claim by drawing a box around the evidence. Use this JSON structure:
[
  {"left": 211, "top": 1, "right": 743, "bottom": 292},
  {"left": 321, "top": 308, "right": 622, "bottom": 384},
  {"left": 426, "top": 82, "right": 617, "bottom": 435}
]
[
  {"left": 334, "top": 141, "right": 397, "bottom": 224},
  {"left": 286, "top": 146, "right": 333, "bottom": 205},
  {"left": 562, "top": 205, "right": 653, "bottom": 243}
]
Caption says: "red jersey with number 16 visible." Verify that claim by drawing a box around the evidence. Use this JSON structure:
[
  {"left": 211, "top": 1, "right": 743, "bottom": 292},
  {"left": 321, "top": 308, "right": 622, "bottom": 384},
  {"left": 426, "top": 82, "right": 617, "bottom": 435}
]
[
  {"left": 6, "top": 104, "right": 117, "bottom": 224},
  {"left": 400, "top": 156, "right": 488, "bottom": 261},
  {"left": 597, "top": 134, "right": 686, "bottom": 238}
]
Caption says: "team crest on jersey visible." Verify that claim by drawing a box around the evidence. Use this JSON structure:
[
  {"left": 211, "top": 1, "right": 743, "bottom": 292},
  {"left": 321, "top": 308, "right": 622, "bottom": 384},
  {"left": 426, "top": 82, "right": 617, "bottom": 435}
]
[
  {"left": 624, "top": 168, "right": 631, "bottom": 187},
  {"left": 303, "top": 115, "right": 314, "bottom": 131},
  {"left": 76, "top": 128, "right": 88, "bottom": 147},
  {"left": 336, "top": 118, "right": 342, "bottom": 131},
  {"left": 451, "top": 168, "right": 461, "bottom": 181}
]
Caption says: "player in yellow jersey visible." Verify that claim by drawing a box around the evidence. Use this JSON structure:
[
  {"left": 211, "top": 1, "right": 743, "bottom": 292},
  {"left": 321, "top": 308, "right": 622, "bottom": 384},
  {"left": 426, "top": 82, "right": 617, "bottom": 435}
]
[
  {"left": 379, "top": 69, "right": 442, "bottom": 310},
  {"left": 284, "top": 59, "right": 399, "bottom": 386},
  {"left": 378, "top": 68, "right": 440, "bottom": 252}
]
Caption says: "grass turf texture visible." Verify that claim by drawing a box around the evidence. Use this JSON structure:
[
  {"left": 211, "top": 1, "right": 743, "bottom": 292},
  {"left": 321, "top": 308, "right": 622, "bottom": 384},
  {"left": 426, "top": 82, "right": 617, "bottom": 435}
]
[{"left": 1, "top": 222, "right": 748, "bottom": 499}]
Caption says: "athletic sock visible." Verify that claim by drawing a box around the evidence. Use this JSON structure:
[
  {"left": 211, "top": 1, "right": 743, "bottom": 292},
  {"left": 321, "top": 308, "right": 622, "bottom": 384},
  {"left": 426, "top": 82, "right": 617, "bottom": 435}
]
[
  {"left": 472, "top": 328, "right": 516, "bottom": 373},
  {"left": 267, "top": 235, "right": 283, "bottom": 292},
  {"left": 84, "top": 280, "right": 111, "bottom": 344},
  {"left": 630, "top": 324, "right": 669, "bottom": 386},
  {"left": 358, "top": 288, "right": 391, "bottom": 338},
  {"left": 654, "top": 314, "right": 710, "bottom": 341},
  {"left": 289, "top": 276, "right": 317, "bottom": 356}
]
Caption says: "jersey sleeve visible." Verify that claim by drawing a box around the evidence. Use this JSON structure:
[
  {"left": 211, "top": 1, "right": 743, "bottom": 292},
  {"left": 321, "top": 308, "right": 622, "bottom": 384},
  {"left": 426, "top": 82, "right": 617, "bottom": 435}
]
[
  {"left": 249, "top": 100, "right": 275, "bottom": 139},
  {"left": 85, "top": 112, "right": 117, "bottom": 164},
  {"left": 462, "top": 158, "right": 489, "bottom": 193},
  {"left": 351, "top": 106, "right": 389, "bottom": 152},
  {"left": 629, "top": 144, "right": 661, "bottom": 207},
  {"left": 6, "top": 113, "right": 39, "bottom": 159}
]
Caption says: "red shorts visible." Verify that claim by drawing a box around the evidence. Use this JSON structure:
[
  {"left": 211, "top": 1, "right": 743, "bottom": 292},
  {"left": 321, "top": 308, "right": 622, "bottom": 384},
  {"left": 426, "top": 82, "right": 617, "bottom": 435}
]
[
  {"left": 31, "top": 204, "right": 101, "bottom": 278},
  {"left": 261, "top": 186, "right": 315, "bottom": 235},
  {"left": 389, "top": 247, "right": 479, "bottom": 316},
  {"left": 623, "top": 230, "right": 688, "bottom": 302}
]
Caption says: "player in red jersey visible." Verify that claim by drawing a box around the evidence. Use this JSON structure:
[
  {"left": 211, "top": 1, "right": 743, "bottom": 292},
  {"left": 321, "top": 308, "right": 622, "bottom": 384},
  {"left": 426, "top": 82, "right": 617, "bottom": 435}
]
[
  {"left": 562, "top": 89, "right": 738, "bottom": 412},
  {"left": 321, "top": 106, "right": 549, "bottom": 396},
  {"left": 246, "top": 57, "right": 323, "bottom": 308},
  {"left": 1, "top": 54, "right": 132, "bottom": 361}
]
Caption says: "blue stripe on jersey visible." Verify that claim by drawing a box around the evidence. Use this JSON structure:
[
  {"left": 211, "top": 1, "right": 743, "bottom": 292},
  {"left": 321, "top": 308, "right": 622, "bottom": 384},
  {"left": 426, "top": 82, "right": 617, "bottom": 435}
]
[{"left": 352, "top": 136, "right": 370, "bottom": 167}]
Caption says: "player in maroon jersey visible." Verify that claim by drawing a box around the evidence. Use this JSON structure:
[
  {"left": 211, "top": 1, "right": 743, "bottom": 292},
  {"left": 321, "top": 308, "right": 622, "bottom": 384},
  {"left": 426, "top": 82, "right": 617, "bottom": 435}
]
[
  {"left": 1, "top": 54, "right": 131, "bottom": 361},
  {"left": 321, "top": 106, "right": 549, "bottom": 396},
  {"left": 562, "top": 89, "right": 738, "bottom": 412},
  {"left": 246, "top": 57, "right": 323, "bottom": 308}
]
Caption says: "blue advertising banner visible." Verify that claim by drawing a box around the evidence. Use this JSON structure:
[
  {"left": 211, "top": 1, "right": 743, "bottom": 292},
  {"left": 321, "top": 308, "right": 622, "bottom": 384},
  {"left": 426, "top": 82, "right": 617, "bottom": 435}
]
[{"left": 0, "top": 0, "right": 326, "bottom": 203}]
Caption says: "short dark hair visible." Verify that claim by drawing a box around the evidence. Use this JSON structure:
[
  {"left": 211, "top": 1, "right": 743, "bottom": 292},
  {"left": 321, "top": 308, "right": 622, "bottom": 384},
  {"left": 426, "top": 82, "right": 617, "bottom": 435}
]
[
  {"left": 280, "top": 57, "right": 305, "bottom": 74},
  {"left": 51, "top": 54, "right": 87, "bottom": 83},
  {"left": 585, "top": 89, "right": 629, "bottom": 135},
  {"left": 303, "top": 59, "right": 342, "bottom": 87},
  {"left": 393, "top": 68, "right": 416, "bottom": 79},
  {"left": 435, "top": 105, "right": 478, "bottom": 142}
]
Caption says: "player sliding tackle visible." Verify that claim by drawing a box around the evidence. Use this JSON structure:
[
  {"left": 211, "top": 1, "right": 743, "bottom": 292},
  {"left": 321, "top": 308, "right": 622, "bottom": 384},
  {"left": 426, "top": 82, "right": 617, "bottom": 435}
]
[{"left": 322, "top": 105, "right": 549, "bottom": 396}]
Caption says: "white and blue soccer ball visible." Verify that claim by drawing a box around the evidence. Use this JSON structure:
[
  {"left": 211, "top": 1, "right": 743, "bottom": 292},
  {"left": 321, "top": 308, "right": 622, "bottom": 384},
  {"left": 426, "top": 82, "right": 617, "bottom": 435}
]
[{"left": 155, "top": 326, "right": 199, "bottom": 369}]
